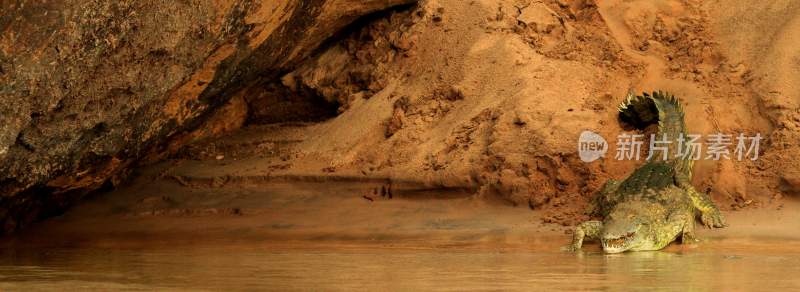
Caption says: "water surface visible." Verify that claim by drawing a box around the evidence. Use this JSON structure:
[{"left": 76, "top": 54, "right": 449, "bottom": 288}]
[{"left": 0, "top": 241, "right": 797, "bottom": 291}]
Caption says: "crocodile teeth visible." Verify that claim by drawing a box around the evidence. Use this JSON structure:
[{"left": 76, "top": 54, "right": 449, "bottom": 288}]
[{"left": 603, "top": 232, "right": 636, "bottom": 250}]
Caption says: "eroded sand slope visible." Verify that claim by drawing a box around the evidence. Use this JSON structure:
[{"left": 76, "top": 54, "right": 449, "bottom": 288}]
[
  {"left": 162, "top": 0, "right": 799, "bottom": 224},
  {"left": 6, "top": 0, "right": 800, "bottom": 247}
]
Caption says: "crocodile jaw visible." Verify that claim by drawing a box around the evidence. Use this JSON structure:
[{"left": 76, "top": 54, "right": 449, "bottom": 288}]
[
  {"left": 601, "top": 233, "right": 636, "bottom": 253},
  {"left": 602, "top": 244, "right": 628, "bottom": 253}
]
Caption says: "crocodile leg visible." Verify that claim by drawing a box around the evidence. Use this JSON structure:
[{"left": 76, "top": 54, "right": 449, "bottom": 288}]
[
  {"left": 685, "top": 186, "right": 726, "bottom": 228},
  {"left": 567, "top": 220, "right": 603, "bottom": 251},
  {"left": 678, "top": 213, "right": 698, "bottom": 243},
  {"left": 663, "top": 212, "right": 698, "bottom": 245}
]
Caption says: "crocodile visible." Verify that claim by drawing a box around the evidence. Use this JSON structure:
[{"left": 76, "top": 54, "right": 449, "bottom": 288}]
[{"left": 568, "top": 91, "right": 726, "bottom": 253}]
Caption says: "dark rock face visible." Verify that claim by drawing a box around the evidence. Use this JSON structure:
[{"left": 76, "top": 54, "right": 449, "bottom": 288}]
[{"left": 0, "top": 0, "right": 415, "bottom": 234}]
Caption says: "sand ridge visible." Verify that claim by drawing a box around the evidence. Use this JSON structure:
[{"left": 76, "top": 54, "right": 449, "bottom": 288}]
[{"left": 163, "top": 0, "right": 798, "bottom": 225}]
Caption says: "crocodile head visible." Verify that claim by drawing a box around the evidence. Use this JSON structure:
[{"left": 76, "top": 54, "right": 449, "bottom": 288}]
[
  {"left": 600, "top": 217, "right": 649, "bottom": 253},
  {"left": 600, "top": 202, "right": 664, "bottom": 253}
]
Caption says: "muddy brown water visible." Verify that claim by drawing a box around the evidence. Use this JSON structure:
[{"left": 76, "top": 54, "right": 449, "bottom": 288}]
[
  {"left": 0, "top": 240, "right": 798, "bottom": 291},
  {"left": 2, "top": 177, "right": 799, "bottom": 290}
]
